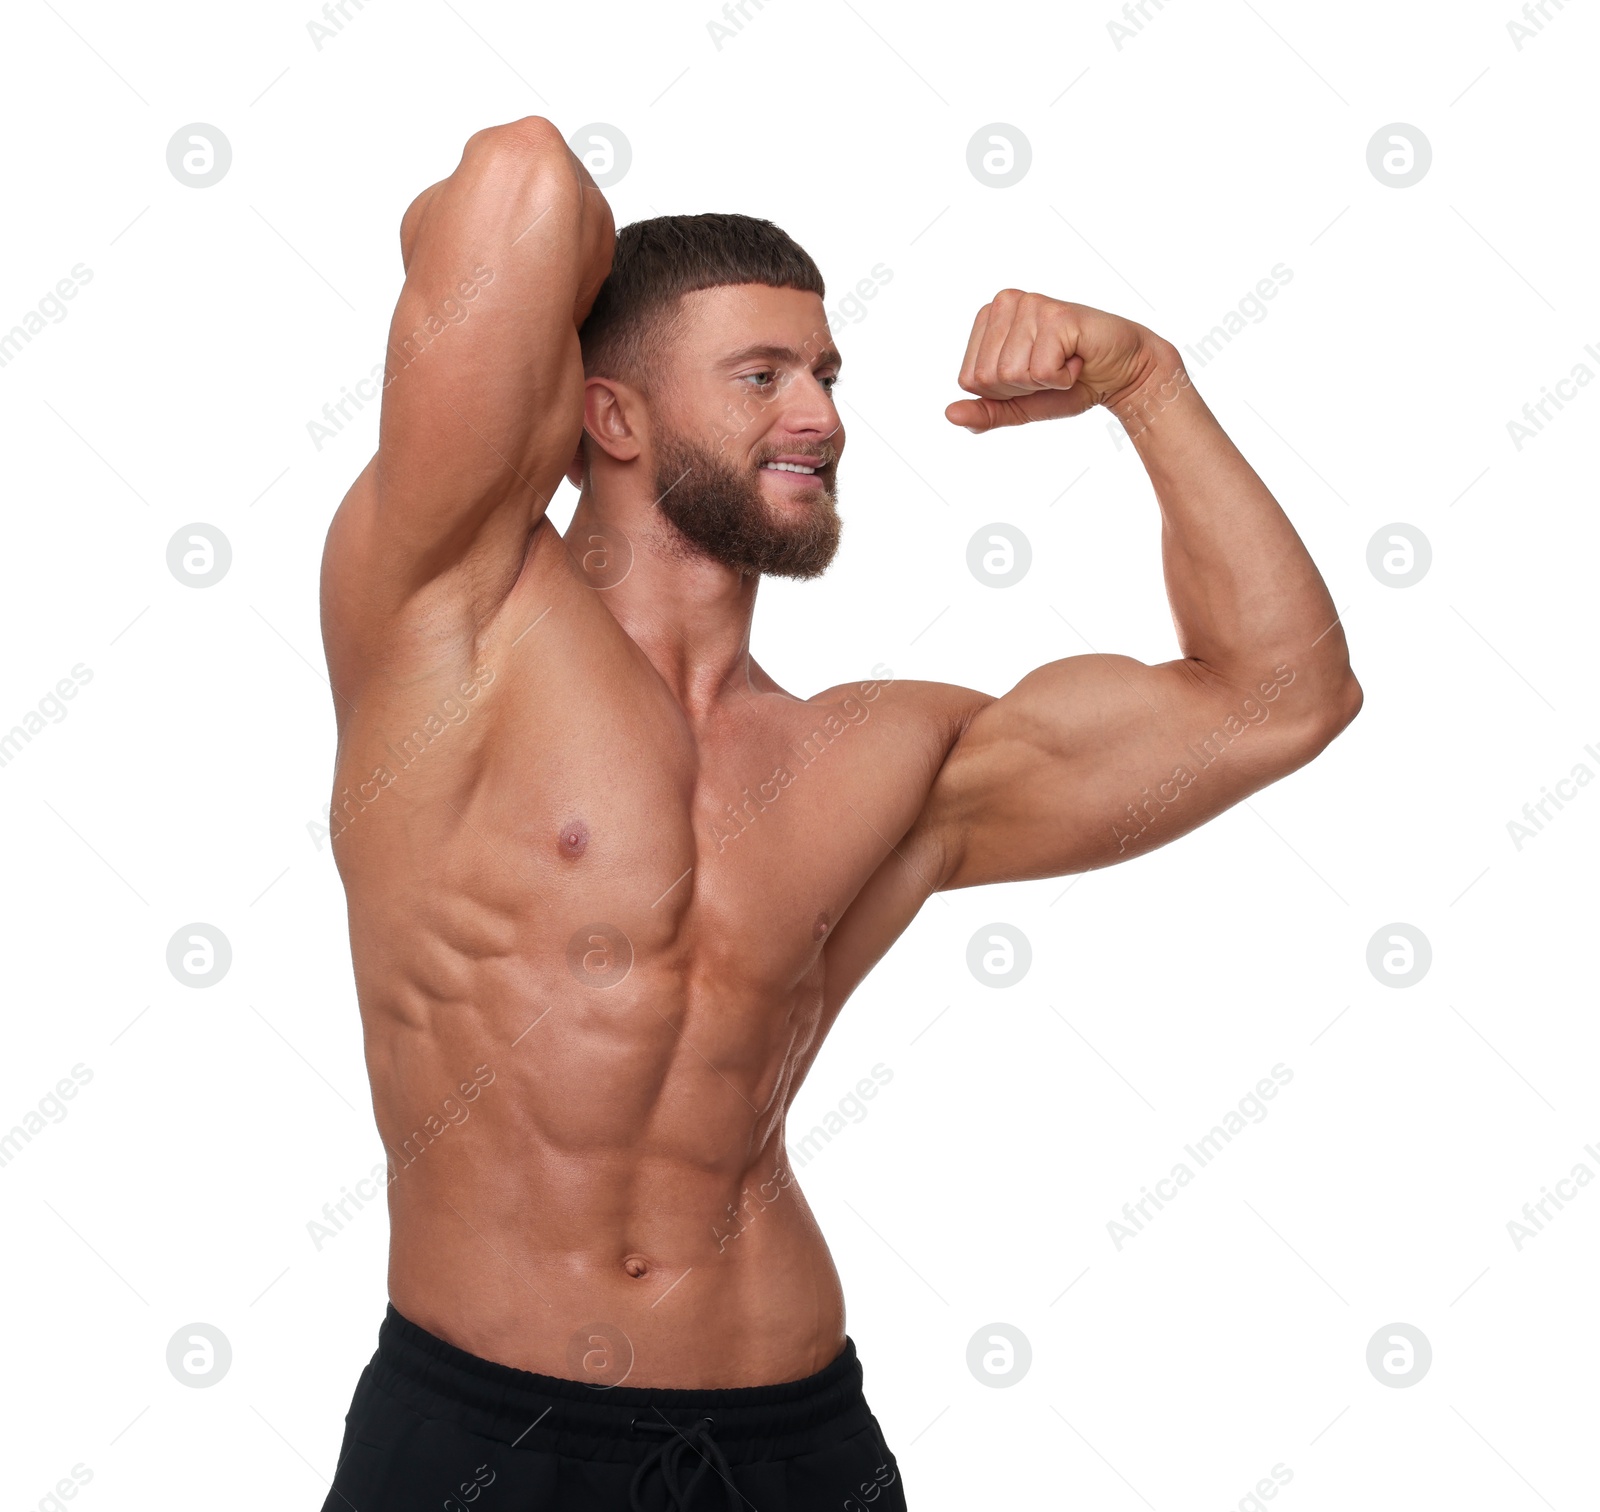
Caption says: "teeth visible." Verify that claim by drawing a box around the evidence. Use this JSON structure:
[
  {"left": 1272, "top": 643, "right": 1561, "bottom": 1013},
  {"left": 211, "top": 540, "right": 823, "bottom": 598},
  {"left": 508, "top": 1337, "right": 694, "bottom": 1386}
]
[{"left": 762, "top": 462, "right": 817, "bottom": 474}]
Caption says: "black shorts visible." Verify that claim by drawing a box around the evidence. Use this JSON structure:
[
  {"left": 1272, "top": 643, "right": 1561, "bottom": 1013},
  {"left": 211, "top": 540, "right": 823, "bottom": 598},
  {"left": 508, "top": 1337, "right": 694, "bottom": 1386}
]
[{"left": 321, "top": 1305, "right": 908, "bottom": 1512}]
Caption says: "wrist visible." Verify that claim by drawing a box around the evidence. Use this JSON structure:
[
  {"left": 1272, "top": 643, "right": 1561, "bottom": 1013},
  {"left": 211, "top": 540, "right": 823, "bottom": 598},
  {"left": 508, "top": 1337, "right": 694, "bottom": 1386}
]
[{"left": 1103, "top": 338, "right": 1191, "bottom": 438}]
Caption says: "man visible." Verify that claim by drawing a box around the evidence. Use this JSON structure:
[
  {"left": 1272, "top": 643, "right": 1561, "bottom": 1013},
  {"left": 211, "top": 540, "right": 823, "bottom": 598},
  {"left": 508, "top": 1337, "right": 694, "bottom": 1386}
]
[{"left": 316, "top": 115, "right": 1360, "bottom": 1511}]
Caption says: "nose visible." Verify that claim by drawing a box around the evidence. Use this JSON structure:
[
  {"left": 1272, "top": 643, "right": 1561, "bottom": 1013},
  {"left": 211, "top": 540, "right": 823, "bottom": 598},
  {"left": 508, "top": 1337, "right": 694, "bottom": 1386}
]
[{"left": 775, "top": 371, "right": 842, "bottom": 448}]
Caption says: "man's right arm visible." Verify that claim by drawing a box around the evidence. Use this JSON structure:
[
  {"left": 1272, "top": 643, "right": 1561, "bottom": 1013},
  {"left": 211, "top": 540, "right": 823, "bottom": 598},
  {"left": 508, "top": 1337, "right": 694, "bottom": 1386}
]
[{"left": 321, "top": 116, "right": 613, "bottom": 689}]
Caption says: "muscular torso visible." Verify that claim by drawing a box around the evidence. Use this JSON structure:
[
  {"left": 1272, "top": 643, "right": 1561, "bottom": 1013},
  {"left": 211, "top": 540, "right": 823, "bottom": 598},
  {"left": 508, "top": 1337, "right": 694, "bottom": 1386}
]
[
  {"left": 326, "top": 493, "right": 969, "bottom": 1387},
  {"left": 316, "top": 111, "right": 1348, "bottom": 1393}
]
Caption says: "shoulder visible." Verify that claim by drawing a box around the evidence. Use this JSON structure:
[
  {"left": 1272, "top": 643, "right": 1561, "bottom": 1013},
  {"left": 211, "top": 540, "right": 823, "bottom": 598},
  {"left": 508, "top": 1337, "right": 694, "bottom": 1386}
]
[
  {"left": 805, "top": 674, "right": 995, "bottom": 774},
  {"left": 808, "top": 672, "right": 992, "bottom": 731}
]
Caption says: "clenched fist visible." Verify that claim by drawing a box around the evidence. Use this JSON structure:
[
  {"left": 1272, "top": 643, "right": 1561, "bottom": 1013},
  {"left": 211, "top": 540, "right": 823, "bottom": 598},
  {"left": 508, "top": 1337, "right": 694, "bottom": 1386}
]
[{"left": 945, "top": 291, "right": 1171, "bottom": 433}]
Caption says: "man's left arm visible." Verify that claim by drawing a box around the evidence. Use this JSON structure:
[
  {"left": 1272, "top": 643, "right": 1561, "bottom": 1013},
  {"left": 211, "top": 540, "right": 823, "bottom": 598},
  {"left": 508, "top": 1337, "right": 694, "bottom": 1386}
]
[{"left": 915, "top": 291, "right": 1362, "bottom": 890}]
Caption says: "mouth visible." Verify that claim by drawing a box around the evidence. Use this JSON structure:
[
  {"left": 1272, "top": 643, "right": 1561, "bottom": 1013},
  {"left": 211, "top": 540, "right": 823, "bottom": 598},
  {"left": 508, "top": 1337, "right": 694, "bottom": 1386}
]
[
  {"left": 758, "top": 461, "right": 829, "bottom": 502},
  {"left": 756, "top": 452, "right": 833, "bottom": 499}
]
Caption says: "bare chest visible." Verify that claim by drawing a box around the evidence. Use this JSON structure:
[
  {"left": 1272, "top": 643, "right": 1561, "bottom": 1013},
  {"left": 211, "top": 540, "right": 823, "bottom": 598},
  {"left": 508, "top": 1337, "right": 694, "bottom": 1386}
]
[
  {"left": 478, "top": 679, "right": 929, "bottom": 988},
  {"left": 330, "top": 625, "right": 954, "bottom": 1020}
]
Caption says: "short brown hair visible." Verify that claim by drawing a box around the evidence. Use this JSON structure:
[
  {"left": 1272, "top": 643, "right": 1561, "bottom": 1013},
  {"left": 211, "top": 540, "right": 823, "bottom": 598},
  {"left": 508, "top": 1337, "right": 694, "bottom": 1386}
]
[{"left": 578, "top": 213, "right": 825, "bottom": 393}]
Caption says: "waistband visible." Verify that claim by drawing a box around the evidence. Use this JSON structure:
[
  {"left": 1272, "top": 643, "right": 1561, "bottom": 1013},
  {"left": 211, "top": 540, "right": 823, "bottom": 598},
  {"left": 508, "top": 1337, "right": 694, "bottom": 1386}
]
[{"left": 366, "top": 1304, "right": 871, "bottom": 1464}]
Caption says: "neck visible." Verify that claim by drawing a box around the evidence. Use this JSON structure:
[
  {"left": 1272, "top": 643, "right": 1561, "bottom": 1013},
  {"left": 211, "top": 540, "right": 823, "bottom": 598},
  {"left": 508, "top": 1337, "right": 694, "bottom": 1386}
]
[{"left": 566, "top": 489, "right": 762, "bottom": 715}]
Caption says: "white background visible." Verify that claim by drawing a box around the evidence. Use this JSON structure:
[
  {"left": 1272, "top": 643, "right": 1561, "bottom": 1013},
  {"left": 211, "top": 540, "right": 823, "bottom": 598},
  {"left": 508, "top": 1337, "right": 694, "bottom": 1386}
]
[{"left": 2, "top": 0, "right": 1597, "bottom": 1508}]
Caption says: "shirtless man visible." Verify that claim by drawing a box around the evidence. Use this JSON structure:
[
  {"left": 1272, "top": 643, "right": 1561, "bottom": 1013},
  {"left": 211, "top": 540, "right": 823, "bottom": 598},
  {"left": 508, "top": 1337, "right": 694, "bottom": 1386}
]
[{"left": 316, "top": 115, "right": 1361, "bottom": 1511}]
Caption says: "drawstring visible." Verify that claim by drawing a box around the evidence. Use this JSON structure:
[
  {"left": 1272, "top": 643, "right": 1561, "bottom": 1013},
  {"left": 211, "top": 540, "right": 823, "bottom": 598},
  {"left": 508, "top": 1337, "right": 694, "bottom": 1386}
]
[{"left": 629, "top": 1415, "right": 742, "bottom": 1511}]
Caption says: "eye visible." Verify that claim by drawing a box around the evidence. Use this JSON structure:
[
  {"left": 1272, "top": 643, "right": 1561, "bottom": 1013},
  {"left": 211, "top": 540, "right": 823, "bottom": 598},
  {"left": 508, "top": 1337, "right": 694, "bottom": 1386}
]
[
  {"left": 741, "top": 370, "right": 775, "bottom": 388},
  {"left": 819, "top": 373, "right": 839, "bottom": 391}
]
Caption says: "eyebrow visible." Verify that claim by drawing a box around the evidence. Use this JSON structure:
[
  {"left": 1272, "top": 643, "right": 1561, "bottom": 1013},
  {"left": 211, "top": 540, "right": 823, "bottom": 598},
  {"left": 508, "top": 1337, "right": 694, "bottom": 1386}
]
[{"left": 722, "top": 342, "right": 843, "bottom": 372}]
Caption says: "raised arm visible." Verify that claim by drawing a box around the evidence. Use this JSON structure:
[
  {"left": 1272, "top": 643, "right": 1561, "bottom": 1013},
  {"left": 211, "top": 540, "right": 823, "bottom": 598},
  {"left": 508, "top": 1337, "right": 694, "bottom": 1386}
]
[
  {"left": 914, "top": 292, "right": 1362, "bottom": 890},
  {"left": 321, "top": 116, "right": 614, "bottom": 685}
]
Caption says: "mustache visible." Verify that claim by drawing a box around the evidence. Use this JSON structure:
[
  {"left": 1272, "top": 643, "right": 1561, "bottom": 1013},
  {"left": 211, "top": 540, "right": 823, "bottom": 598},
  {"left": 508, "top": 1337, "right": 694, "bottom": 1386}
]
[{"left": 752, "top": 445, "right": 838, "bottom": 471}]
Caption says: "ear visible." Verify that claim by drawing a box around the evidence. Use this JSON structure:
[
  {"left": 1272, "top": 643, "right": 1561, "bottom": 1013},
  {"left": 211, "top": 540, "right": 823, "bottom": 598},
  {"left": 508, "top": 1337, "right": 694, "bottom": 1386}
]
[{"left": 581, "top": 377, "right": 644, "bottom": 465}]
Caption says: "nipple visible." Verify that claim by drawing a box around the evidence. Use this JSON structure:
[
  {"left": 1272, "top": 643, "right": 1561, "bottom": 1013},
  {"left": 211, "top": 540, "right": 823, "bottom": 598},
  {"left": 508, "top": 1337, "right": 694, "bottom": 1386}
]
[
  {"left": 813, "top": 910, "right": 830, "bottom": 941},
  {"left": 557, "top": 819, "right": 590, "bottom": 859}
]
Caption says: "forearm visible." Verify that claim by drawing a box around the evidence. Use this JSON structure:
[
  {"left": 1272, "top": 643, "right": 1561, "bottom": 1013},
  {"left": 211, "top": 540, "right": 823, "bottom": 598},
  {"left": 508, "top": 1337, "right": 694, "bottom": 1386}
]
[
  {"left": 399, "top": 181, "right": 444, "bottom": 273},
  {"left": 1111, "top": 343, "right": 1357, "bottom": 715}
]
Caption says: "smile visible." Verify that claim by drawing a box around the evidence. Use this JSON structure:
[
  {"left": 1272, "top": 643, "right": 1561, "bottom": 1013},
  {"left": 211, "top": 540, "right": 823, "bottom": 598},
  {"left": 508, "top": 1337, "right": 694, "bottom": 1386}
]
[{"left": 761, "top": 462, "right": 818, "bottom": 475}]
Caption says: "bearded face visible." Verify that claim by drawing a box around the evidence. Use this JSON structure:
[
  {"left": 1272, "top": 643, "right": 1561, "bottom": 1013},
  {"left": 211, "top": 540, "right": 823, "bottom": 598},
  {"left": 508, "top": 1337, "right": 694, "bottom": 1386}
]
[{"left": 649, "top": 422, "right": 841, "bottom": 580}]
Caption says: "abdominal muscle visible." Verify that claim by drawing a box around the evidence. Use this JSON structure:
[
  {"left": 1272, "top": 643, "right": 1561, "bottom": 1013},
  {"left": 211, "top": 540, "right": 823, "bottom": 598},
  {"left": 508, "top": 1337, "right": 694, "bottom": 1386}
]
[{"left": 365, "top": 946, "right": 849, "bottom": 1390}]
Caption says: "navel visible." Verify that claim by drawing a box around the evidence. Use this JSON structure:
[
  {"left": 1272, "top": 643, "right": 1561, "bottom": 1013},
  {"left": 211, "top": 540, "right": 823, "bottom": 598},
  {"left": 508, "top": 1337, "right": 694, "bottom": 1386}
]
[
  {"left": 622, "top": 1254, "right": 649, "bottom": 1279},
  {"left": 557, "top": 818, "right": 590, "bottom": 859}
]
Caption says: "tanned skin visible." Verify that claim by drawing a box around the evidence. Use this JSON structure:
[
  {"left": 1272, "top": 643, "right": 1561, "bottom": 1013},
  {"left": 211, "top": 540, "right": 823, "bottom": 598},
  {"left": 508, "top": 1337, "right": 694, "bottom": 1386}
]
[{"left": 319, "top": 116, "right": 1361, "bottom": 1389}]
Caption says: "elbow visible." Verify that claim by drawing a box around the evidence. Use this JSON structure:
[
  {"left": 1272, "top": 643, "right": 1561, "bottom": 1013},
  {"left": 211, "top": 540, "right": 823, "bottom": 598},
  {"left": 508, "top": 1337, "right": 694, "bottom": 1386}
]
[
  {"left": 1301, "top": 672, "right": 1363, "bottom": 756},
  {"left": 463, "top": 114, "right": 570, "bottom": 166},
  {"left": 401, "top": 118, "right": 575, "bottom": 270},
  {"left": 476, "top": 121, "right": 613, "bottom": 317},
  {"left": 467, "top": 113, "right": 598, "bottom": 222},
  {"left": 458, "top": 117, "right": 584, "bottom": 209},
  {"left": 1331, "top": 671, "right": 1364, "bottom": 733}
]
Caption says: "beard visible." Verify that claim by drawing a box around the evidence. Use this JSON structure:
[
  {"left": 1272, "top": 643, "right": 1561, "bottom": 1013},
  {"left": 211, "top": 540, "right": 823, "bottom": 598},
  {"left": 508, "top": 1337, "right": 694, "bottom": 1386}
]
[{"left": 649, "top": 427, "right": 842, "bottom": 580}]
